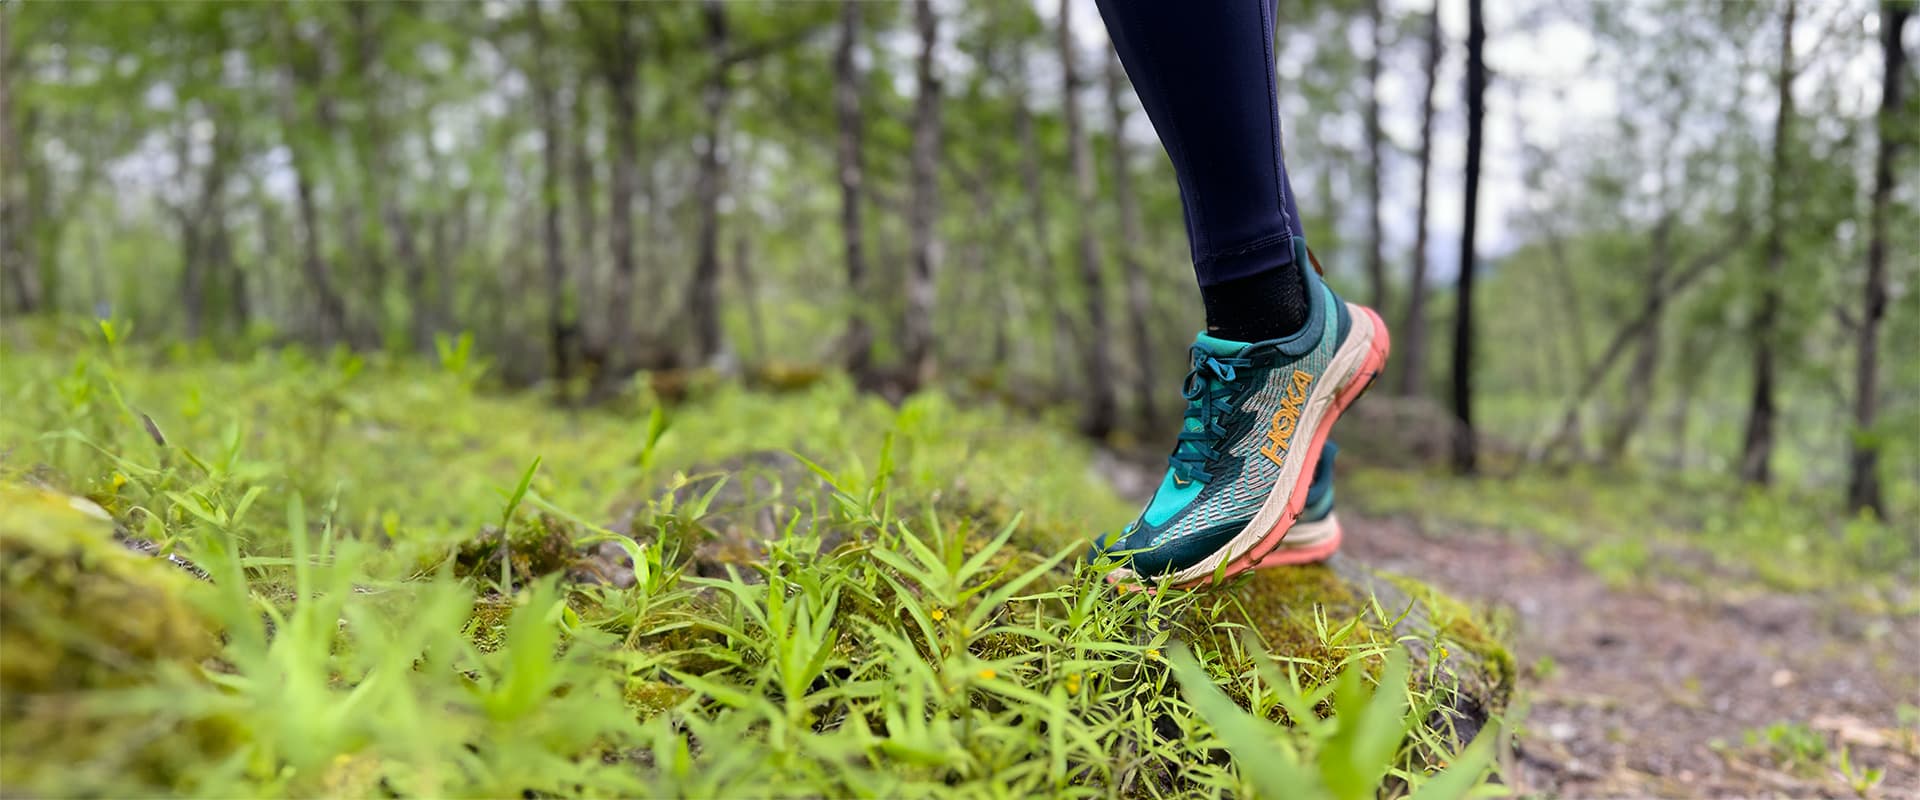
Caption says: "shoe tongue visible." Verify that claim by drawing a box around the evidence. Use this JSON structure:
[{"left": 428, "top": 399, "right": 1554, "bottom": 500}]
[
  {"left": 1193, "top": 331, "right": 1252, "bottom": 357},
  {"left": 1179, "top": 330, "right": 1248, "bottom": 452}
]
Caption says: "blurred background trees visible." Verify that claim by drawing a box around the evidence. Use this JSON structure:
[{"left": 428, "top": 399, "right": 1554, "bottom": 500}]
[{"left": 2, "top": 0, "right": 1914, "bottom": 516}]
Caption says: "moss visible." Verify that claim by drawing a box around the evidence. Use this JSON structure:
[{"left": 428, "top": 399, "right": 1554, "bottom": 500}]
[
  {"left": 0, "top": 483, "right": 229, "bottom": 794},
  {"left": 464, "top": 595, "right": 516, "bottom": 653},
  {"left": 0, "top": 483, "right": 216, "bottom": 693},
  {"left": 750, "top": 362, "right": 829, "bottom": 393},
  {"left": 624, "top": 680, "right": 693, "bottom": 719},
  {"left": 320, "top": 752, "right": 388, "bottom": 798},
  {"left": 1380, "top": 572, "right": 1516, "bottom": 699},
  {"left": 453, "top": 512, "right": 580, "bottom": 584},
  {"left": 1181, "top": 564, "right": 1374, "bottom": 680}
]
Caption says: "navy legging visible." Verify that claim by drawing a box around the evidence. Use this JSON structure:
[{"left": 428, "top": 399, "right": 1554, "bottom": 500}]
[{"left": 1094, "top": 0, "right": 1303, "bottom": 287}]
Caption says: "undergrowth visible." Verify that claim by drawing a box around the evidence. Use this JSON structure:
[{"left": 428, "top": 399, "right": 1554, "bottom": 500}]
[{"left": 0, "top": 321, "right": 1505, "bottom": 797}]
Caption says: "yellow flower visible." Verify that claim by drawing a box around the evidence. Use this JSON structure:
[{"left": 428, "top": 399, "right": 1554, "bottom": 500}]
[
  {"left": 1146, "top": 648, "right": 1162, "bottom": 660},
  {"left": 1436, "top": 644, "right": 1451, "bottom": 661},
  {"left": 977, "top": 668, "right": 996, "bottom": 681},
  {"left": 930, "top": 607, "right": 946, "bottom": 622},
  {"left": 110, "top": 473, "right": 127, "bottom": 491}
]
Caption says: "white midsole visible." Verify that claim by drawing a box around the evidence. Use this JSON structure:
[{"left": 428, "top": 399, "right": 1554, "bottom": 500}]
[
  {"left": 1277, "top": 514, "right": 1339, "bottom": 549},
  {"left": 1116, "top": 306, "right": 1376, "bottom": 586}
]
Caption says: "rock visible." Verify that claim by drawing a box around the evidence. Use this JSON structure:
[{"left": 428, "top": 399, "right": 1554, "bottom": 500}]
[
  {"left": 0, "top": 483, "right": 227, "bottom": 793},
  {"left": 1331, "top": 396, "right": 1467, "bottom": 469}
]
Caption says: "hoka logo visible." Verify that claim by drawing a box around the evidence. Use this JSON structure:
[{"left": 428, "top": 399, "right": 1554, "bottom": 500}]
[{"left": 1259, "top": 370, "right": 1315, "bottom": 466}]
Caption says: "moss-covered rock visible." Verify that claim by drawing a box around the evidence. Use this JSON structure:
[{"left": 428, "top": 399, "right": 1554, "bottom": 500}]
[
  {"left": 0, "top": 482, "right": 227, "bottom": 792},
  {"left": 0, "top": 483, "right": 215, "bottom": 692},
  {"left": 664, "top": 452, "right": 1513, "bottom": 746},
  {"left": 1196, "top": 559, "right": 1515, "bottom": 744}
]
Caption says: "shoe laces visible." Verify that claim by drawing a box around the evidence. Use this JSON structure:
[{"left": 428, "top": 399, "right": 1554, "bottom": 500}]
[{"left": 1169, "top": 346, "right": 1252, "bottom": 485}]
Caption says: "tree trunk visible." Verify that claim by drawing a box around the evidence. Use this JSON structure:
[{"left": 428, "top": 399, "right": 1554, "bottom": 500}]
[
  {"left": 1451, "top": 0, "right": 1485, "bottom": 475},
  {"left": 687, "top": 0, "right": 731, "bottom": 366},
  {"left": 1668, "top": 326, "right": 1716, "bottom": 471},
  {"left": 289, "top": 136, "right": 346, "bottom": 344},
  {"left": 0, "top": 8, "right": 33, "bottom": 315},
  {"left": 276, "top": 24, "right": 349, "bottom": 345},
  {"left": 1363, "top": 0, "right": 1388, "bottom": 312},
  {"left": 348, "top": 4, "right": 431, "bottom": 352},
  {"left": 834, "top": 1, "right": 875, "bottom": 380},
  {"left": 902, "top": 0, "right": 941, "bottom": 388},
  {"left": 1848, "top": 0, "right": 1909, "bottom": 516},
  {"left": 204, "top": 105, "right": 244, "bottom": 336},
  {"left": 1014, "top": 47, "right": 1075, "bottom": 388},
  {"left": 1106, "top": 52, "right": 1160, "bottom": 429},
  {"left": 1397, "top": 3, "right": 1441, "bottom": 396},
  {"left": 444, "top": 185, "right": 471, "bottom": 329},
  {"left": 25, "top": 107, "right": 59, "bottom": 314},
  {"left": 569, "top": 80, "right": 600, "bottom": 329},
  {"left": 1602, "top": 217, "right": 1672, "bottom": 463},
  {"left": 247, "top": 171, "right": 282, "bottom": 323},
  {"left": 389, "top": 207, "right": 429, "bottom": 350},
  {"left": 1740, "top": 0, "right": 1796, "bottom": 486},
  {"left": 177, "top": 115, "right": 235, "bottom": 340},
  {"left": 593, "top": 5, "right": 641, "bottom": 383},
  {"left": 1536, "top": 213, "right": 1592, "bottom": 397},
  {"left": 1059, "top": 0, "right": 1117, "bottom": 438},
  {"left": 734, "top": 232, "right": 766, "bottom": 364},
  {"left": 530, "top": 2, "right": 576, "bottom": 392},
  {"left": 962, "top": 133, "right": 1028, "bottom": 373},
  {"left": 175, "top": 126, "right": 208, "bottom": 339}
]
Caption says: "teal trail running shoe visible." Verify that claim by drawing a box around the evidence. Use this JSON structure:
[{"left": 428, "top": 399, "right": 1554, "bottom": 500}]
[{"left": 1090, "top": 246, "right": 1389, "bottom": 588}]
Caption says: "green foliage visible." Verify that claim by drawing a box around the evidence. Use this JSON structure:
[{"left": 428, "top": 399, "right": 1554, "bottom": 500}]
[
  {"left": 1170, "top": 645, "right": 1501, "bottom": 800},
  {"left": 0, "top": 328, "right": 1506, "bottom": 797},
  {"left": 1745, "top": 720, "right": 1830, "bottom": 773}
]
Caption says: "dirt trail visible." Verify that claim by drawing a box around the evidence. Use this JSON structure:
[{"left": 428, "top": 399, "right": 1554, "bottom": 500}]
[{"left": 1339, "top": 513, "right": 1920, "bottom": 798}]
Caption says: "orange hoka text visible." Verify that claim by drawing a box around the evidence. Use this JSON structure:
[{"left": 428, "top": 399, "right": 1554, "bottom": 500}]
[{"left": 1258, "top": 370, "right": 1314, "bottom": 466}]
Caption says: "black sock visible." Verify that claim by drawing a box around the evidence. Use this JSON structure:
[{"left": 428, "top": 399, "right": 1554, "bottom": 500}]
[{"left": 1201, "top": 264, "right": 1310, "bottom": 342}]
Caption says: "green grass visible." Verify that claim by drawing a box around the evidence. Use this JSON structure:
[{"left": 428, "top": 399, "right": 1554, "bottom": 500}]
[{"left": 0, "top": 321, "right": 1504, "bottom": 798}]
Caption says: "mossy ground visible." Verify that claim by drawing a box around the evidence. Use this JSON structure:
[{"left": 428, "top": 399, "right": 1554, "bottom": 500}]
[{"left": 0, "top": 322, "right": 1509, "bottom": 797}]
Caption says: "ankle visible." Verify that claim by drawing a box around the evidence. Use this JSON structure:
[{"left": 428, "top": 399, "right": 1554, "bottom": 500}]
[{"left": 1201, "top": 264, "right": 1310, "bottom": 342}]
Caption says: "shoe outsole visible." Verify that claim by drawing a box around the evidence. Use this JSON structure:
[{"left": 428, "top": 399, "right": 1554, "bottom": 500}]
[
  {"left": 1251, "top": 513, "right": 1343, "bottom": 568},
  {"left": 1109, "top": 304, "right": 1390, "bottom": 593}
]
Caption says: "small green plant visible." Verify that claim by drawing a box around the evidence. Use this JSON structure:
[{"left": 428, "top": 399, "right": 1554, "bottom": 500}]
[
  {"left": 1835, "top": 743, "right": 1885, "bottom": 798},
  {"left": 1746, "top": 720, "right": 1830, "bottom": 776},
  {"left": 1170, "top": 644, "right": 1501, "bottom": 799}
]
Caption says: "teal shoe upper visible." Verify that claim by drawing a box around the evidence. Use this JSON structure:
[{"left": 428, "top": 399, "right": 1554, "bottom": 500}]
[{"left": 1090, "top": 244, "right": 1351, "bottom": 578}]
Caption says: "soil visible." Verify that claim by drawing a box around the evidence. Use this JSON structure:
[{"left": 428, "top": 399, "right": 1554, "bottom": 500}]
[{"left": 1339, "top": 512, "right": 1920, "bottom": 799}]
